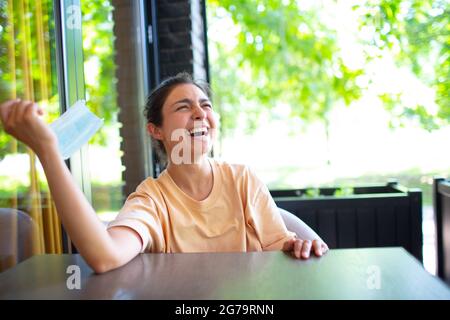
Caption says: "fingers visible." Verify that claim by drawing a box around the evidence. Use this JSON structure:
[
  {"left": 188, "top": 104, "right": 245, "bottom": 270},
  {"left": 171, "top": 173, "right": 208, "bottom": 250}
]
[
  {"left": 312, "top": 240, "right": 323, "bottom": 257},
  {"left": 24, "top": 102, "right": 40, "bottom": 121},
  {"left": 293, "top": 239, "right": 303, "bottom": 259},
  {"left": 5, "top": 100, "right": 19, "bottom": 126},
  {"left": 290, "top": 239, "right": 330, "bottom": 260},
  {"left": 12, "top": 100, "right": 35, "bottom": 125},
  {"left": 282, "top": 238, "right": 296, "bottom": 251},
  {"left": 0, "top": 99, "right": 20, "bottom": 124},
  {"left": 301, "top": 240, "right": 312, "bottom": 259},
  {"left": 292, "top": 239, "right": 312, "bottom": 259},
  {"left": 4, "top": 99, "right": 38, "bottom": 129},
  {"left": 1, "top": 99, "right": 45, "bottom": 145}
]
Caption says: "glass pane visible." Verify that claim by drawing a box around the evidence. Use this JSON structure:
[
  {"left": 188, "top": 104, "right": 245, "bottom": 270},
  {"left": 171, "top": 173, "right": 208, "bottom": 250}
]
[
  {"left": 207, "top": 0, "right": 450, "bottom": 275},
  {"left": 0, "top": 0, "right": 62, "bottom": 271},
  {"left": 81, "top": 0, "right": 124, "bottom": 223}
]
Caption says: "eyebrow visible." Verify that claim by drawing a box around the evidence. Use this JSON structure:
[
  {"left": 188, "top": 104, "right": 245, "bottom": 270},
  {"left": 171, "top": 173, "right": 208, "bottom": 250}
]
[{"left": 171, "top": 98, "right": 210, "bottom": 108}]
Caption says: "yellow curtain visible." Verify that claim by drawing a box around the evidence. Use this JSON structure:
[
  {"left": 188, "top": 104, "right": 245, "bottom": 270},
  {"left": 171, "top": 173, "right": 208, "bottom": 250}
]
[{"left": 0, "top": 0, "right": 63, "bottom": 271}]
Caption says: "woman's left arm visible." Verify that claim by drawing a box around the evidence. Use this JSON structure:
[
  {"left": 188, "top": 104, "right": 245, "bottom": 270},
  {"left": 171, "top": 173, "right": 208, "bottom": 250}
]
[
  {"left": 279, "top": 209, "right": 329, "bottom": 259},
  {"left": 244, "top": 166, "right": 329, "bottom": 259}
]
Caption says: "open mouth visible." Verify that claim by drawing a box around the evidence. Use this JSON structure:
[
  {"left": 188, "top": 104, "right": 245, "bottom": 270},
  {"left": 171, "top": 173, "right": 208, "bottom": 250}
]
[{"left": 189, "top": 127, "right": 208, "bottom": 137}]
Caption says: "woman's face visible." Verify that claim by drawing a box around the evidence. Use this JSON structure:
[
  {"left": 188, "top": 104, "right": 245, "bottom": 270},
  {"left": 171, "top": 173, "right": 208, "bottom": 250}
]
[{"left": 148, "top": 84, "right": 218, "bottom": 164}]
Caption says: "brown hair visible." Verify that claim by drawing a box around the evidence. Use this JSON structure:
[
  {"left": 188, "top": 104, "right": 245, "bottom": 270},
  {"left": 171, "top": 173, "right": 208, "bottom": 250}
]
[{"left": 144, "top": 72, "right": 212, "bottom": 164}]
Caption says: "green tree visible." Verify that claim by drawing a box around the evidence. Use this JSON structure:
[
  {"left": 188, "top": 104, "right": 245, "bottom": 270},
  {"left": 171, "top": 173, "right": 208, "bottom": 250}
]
[
  {"left": 81, "top": 0, "right": 117, "bottom": 145},
  {"left": 356, "top": 0, "right": 449, "bottom": 130},
  {"left": 207, "top": 0, "right": 449, "bottom": 134},
  {"left": 0, "top": 0, "right": 117, "bottom": 159},
  {"left": 0, "top": 0, "right": 58, "bottom": 160}
]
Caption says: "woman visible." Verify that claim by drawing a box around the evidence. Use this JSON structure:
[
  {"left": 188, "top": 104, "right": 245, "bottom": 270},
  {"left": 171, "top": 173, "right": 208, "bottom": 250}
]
[{"left": 0, "top": 72, "right": 328, "bottom": 274}]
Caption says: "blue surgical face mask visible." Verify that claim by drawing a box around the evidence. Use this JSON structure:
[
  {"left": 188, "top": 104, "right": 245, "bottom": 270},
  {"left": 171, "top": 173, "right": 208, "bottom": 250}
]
[{"left": 49, "top": 100, "right": 103, "bottom": 160}]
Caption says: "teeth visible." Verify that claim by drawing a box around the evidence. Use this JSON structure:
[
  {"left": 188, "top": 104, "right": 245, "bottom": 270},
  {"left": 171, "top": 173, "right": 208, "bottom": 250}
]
[{"left": 189, "top": 127, "right": 208, "bottom": 135}]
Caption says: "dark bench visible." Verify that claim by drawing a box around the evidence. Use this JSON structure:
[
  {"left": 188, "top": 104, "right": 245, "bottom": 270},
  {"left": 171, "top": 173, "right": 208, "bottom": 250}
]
[
  {"left": 434, "top": 177, "right": 450, "bottom": 285},
  {"left": 271, "top": 180, "right": 423, "bottom": 262}
]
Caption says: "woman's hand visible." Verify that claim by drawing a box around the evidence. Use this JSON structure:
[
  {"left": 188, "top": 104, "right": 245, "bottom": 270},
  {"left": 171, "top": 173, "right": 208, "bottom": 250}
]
[
  {"left": 0, "top": 99, "right": 57, "bottom": 157},
  {"left": 283, "top": 238, "right": 329, "bottom": 259}
]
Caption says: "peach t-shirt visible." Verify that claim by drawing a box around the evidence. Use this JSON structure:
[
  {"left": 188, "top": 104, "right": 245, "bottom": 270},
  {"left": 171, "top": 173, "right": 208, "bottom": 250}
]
[{"left": 107, "top": 158, "right": 296, "bottom": 253}]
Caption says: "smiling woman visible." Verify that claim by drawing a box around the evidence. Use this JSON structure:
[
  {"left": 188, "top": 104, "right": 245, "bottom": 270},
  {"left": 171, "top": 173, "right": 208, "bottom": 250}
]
[
  {"left": 107, "top": 72, "right": 329, "bottom": 262},
  {"left": 144, "top": 72, "right": 217, "bottom": 166},
  {"left": 0, "top": 72, "right": 328, "bottom": 274}
]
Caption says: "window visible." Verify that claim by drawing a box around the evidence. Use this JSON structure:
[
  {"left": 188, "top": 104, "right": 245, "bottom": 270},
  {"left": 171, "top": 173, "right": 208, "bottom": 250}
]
[
  {"left": 81, "top": 0, "right": 125, "bottom": 223},
  {"left": 207, "top": 0, "right": 450, "bottom": 274},
  {"left": 0, "top": 0, "right": 63, "bottom": 270}
]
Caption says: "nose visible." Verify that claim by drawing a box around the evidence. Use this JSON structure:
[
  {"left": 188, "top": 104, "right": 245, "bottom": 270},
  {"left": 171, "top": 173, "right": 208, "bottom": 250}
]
[{"left": 192, "top": 104, "right": 206, "bottom": 120}]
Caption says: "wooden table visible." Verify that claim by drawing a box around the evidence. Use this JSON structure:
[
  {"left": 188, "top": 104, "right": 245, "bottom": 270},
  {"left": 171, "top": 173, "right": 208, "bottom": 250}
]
[{"left": 0, "top": 247, "right": 449, "bottom": 299}]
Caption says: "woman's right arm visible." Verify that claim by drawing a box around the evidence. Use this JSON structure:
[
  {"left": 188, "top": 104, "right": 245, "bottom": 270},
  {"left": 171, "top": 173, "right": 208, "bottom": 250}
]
[{"left": 0, "top": 99, "right": 141, "bottom": 273}]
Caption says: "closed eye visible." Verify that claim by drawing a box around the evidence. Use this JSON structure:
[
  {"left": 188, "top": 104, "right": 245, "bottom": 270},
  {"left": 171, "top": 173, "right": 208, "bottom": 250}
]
[
  {"left": 176, "top": 105, "right": 189, "bottom": 111},
  {"left": 202, "top": 104, "right": 212, "bottom": 109}
]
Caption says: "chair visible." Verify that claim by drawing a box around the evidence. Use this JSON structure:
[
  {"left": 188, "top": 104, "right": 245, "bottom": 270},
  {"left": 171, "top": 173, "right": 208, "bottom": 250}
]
[
  {"left": 279, "top": 207, "right": 323, "bottom": 242},
  {"left": 434, "top": 177, "right": 450, "bottom": 285},
  {"left": 0, "top": 208, "right": 37, "bottom": 272}
]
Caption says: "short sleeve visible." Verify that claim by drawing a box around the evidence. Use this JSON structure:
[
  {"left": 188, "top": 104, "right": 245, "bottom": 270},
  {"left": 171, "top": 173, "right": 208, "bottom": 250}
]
[
  {"left": 107, "top": 188, "right": 165, "bottom": 253},
  {"left": 244, "top": 167, "right": 296, "bottom": 251}
]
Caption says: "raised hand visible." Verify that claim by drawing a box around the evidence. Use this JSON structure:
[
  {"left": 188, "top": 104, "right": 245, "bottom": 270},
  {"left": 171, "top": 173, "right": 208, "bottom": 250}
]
[{"left": 0, "top": 99, "right": 57, "bottom": 157}]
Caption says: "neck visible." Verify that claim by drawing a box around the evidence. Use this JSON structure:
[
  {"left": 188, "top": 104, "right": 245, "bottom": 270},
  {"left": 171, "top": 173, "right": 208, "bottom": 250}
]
[{"left": 166, "top": 156, "right": 213, "bottom": 198}]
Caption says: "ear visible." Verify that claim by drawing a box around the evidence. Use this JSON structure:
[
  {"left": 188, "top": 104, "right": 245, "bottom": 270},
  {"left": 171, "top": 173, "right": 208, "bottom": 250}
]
[{"left": 147, "top": 123, "right": 163, "bottom": 140}]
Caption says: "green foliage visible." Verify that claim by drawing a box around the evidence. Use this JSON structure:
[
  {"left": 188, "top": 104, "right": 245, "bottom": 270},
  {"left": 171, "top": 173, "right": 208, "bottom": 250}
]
[
  {"left": 302, "top": 187, "right": 354, "bottom": 198},
  {"left": 207, "top": 0, "right": 449, "bottom": 133},
  {"left": 208, "top": 0, "right": 364, "bottom": 134},
  {"left": 81, "top": 0, "right": 118, "bottom": 146},
  {"left": 0, "top": 0, "right": 117, "bottom": 159},
  {"left": 333, "top": 187, "right": 355, "bottom": 197},
  {"left": 304, "top": 188, "right": 320, "bottom": 198},
  {"left": 355, "top": 0, "right": 449, "bottom": 130},
  {"left": 0, "top": 0, "right": 59, "bottom": 160}
]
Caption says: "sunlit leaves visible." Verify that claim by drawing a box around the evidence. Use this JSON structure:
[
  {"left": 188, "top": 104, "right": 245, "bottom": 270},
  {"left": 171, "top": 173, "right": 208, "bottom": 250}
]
[
  {"left": 208, "top": 0, "right": 449, "bottom": 133},
  {"left": 81, "top": 0, "right": 117, "bottom": 146},
  {"left": 354, "top": 0, "right": 449, "bottom": 130},
  {"left": 208, "top": 0, "right": 365, "bottom": 132}
]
